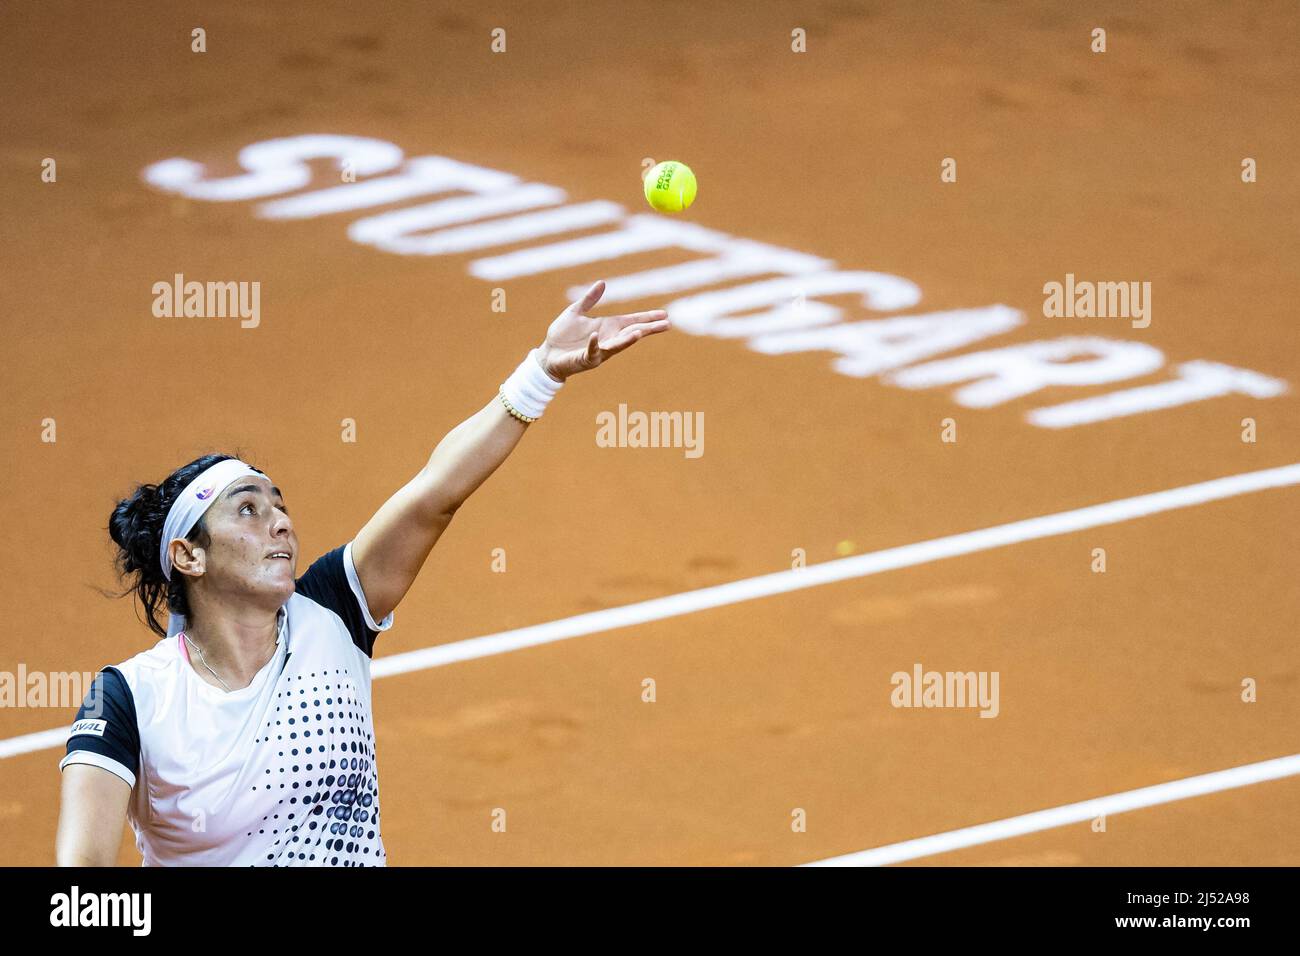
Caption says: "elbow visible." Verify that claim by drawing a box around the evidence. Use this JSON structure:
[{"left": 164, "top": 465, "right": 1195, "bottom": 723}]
[
  {"left": 426, "top": 486, "right": 464, "bottom": 523},
  {"left": 56, "top": 844, "right": 115, "bottom": 867},
  {"left": 414, "top": 468, "right": 465, "bottom": 524},
  {"left": 420, "top": 500, "right": 460, "bottom": 528}
]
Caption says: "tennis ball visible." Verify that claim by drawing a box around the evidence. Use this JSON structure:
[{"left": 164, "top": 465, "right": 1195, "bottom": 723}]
[{"left": 644, "top": 160, "right": 697, "bottom": 213}]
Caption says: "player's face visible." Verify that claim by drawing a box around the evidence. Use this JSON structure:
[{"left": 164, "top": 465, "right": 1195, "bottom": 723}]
[{"left": 197, "top": 476, "right": 298, "bottom": 609}]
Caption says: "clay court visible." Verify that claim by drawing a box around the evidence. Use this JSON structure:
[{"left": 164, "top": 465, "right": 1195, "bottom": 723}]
[{"left": 1, "top": 0, "right": 1297, "bottom": 866}]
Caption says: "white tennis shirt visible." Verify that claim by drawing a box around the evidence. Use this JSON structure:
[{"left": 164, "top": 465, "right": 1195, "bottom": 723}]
[{"left": 61, "top": 541, "right": 394, "bottom": 866}]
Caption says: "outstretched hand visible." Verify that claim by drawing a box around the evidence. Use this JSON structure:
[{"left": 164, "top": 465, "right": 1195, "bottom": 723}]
[{"left": 535, "top": 280, "right": 671, "bottom": 382}]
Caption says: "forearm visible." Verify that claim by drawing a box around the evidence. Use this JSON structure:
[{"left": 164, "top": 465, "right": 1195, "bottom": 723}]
[
  {"left": 349, "top": 282, "right": 667, "bottom": 619},
  {"left": 418, "top": 395, "right": 530, "bottom": 517}
]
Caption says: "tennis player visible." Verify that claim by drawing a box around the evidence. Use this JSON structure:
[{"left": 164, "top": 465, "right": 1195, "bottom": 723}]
[{"left": 55, "top": 281, "right": 669, "bottom": 866}]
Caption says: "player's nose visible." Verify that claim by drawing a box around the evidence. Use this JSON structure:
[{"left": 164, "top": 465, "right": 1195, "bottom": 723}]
[{"left": 271, "top": 509, "right": 294, "bottom": 537}]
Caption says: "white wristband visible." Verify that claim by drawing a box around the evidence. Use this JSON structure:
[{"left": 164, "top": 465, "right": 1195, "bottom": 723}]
[{"left": 500, "top": 348, "right": 563, "bottom": 421}]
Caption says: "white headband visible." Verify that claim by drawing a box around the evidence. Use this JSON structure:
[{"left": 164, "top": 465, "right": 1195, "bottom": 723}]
[
  {"left": 159, "top": 458, "right": 268, "bottom": 638},
  {"left": 159, "top": 458, "right": 269, "bottom": 581}
]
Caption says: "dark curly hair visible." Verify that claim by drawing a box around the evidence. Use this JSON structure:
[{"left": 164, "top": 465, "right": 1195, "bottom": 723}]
[{"left": 108, "top": 452, "right": 265, "bottom": 638}]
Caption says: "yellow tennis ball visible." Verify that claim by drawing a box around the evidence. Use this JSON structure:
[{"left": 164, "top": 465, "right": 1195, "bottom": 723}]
[{"left": 644, "top": 160, "right": 697, "bottom": 213}]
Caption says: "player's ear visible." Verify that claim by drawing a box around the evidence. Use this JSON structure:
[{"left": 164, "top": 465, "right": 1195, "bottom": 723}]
[{"left": 171, "top": 541, "right": 205, "bottom": 577}]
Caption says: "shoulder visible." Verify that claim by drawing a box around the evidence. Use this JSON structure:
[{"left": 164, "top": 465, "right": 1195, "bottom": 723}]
[
  {"left": 293, "top": 541, "right": 394, "bottom": 657},
  {"left": 112, "top": 636, "right": 178, "bottom": 679},
  {"left": 60, "top": 652, "right": 161, "bottom": 789},
  {"left": 106, "top": 638, "right": 182, "bottom": 721}
]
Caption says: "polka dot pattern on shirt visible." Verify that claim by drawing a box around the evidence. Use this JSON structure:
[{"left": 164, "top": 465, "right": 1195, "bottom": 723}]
[{"left": 248, "top": 669, "right": 385, "bottom": 866}]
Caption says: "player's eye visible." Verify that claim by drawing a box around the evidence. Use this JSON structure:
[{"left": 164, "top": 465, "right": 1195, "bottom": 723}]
[{"left": 240, "top": 502, "right": 256, "bottom": 515}]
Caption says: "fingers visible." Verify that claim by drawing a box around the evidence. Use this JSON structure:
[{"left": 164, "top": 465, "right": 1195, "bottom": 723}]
[
  {"left": 622, "top": 318, "right": 671, "bottom": 339},
  {"left": 610, "top": 309, "right": 669, "bottom": 329},
  {"left": 598, "top": 318, "right": 669, "bottom": 355},
  {"left": 584, "top": 330, "right": 600, "bottom": 364},
  {"left": 575, "top": 280, "right": 606, "bottom": 315},
  {"left": 601, "top": 331, "right": 642, "bottom": 355}
]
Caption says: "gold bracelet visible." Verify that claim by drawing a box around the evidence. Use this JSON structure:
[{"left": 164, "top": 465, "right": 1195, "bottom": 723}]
[{"left": 498, "top": 390, "right": 538, "bottom": 424}]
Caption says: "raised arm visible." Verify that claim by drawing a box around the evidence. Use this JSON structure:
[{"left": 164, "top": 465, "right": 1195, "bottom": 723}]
[{"left": 350, "top": 280, "right": 669, "bottom": 622}]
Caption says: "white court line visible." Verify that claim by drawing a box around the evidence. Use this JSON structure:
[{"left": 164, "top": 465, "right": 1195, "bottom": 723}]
[
  {"left": 804, "top": 752, "right": 1300, "bottom": 866},
  {"left": 0, "top": 727, "right": 70, "bottom": 762},
  {"left": 3, "top": 462, "right": 1299, "bottom": 763}
]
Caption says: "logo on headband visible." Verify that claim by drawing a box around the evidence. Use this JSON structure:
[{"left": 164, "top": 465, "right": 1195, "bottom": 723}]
[{"left": 195, "top": 485, "right": 216, "bottom": 500}]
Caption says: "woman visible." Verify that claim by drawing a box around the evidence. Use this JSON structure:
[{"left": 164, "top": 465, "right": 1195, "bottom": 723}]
[{"left": 56, "top": 281, "right": 670, "bottom": 866}]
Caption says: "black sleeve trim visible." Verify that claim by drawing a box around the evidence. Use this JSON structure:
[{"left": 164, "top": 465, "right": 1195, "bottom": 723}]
[
  {"left": 294, "top": 544, "right": 384, "bottom": 657},
  {"left": 62, "top": 666, "right": 140, "bottom": 779}
]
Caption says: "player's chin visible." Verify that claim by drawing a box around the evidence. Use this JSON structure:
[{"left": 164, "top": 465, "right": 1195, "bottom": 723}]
[{"left": 261, "top": 561, "right": 297, "bottom": 591}]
